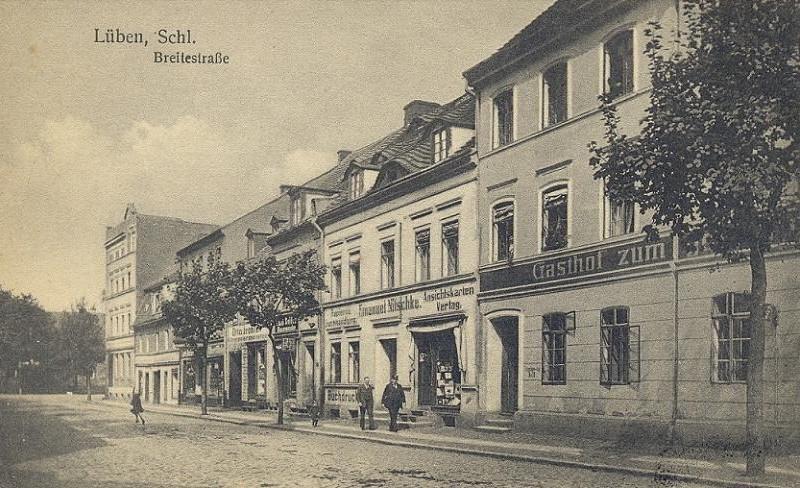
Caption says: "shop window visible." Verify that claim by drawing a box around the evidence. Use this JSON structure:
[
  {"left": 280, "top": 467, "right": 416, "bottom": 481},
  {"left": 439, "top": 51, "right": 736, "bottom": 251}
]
[
  {"left": 442, "top": 220, "right": 459, "bottom": 276},
  {"left": 542, "top": 185, "right": 568, "bottom": 251},
  {"left": 542, "top": 313, "right": 567, "bottom": 385},
  {"left": 348, "top": 341, "right": 360, "bottom": 383},
  {"left": 330, "top": 342, "right": 342, "bottom": 383},
  {"left": 433, "top": 128, "right": 450, "bottom": 163},
  {"left": 604, "top": 188, "right": 635, "bottom": 238},
  {"left": 712, "top": 292, "right": 751, "bottom": 383},
  {"left": 493, "top": 88, "right": 514, "bottom": 148},
  {"left": 415, "top": 228, "right": 431, "bottom": 282},
  {"left": 600, "top": 306, "right": 639, "bottom": 385},
  {"left": 348, "top": 251, "right": 361, "bottom": 295},
  {"left": 542, "top": 62, "right": 568, "bottom": 127},
  {"left": 331, "top": 257, "right": 342, "bottom": 299},
  {"left": 381, "top": 240, "right": 395, "bottom": 289},
  {"left": 604, "top": 30, "right": 634, "bottom": 99},
  {"left": 492, "top": 202, "right": 514, "bottom": 261}
]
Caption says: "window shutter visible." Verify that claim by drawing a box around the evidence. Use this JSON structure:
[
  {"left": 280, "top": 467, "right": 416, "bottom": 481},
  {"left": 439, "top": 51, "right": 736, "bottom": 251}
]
[
  {"left": 600, "top": 326, "right": 611, "bottom": 385},
  {"left": 628, "top": 325, "right": 640, "bottom": 383}
]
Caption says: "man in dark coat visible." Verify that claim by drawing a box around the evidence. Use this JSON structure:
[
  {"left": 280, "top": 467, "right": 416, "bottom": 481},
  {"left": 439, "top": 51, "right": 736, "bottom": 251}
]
[
  {"left": 381, "top": 375, "right": 405, "bottom": 432},
  {"left": 355, "top": 376, "right": 375, "bottom": 430},
  {"left": 130, "top": 388, "right": 145, "bottom": 426}
]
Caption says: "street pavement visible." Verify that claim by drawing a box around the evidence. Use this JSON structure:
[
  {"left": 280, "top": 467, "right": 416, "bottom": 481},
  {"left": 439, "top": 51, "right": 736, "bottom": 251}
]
[
  {"left": 0, "top": 395, "right": 795, "bottom": 488},
  {"left": 0, "top": 395, "right": 683, "bottom": 488}
]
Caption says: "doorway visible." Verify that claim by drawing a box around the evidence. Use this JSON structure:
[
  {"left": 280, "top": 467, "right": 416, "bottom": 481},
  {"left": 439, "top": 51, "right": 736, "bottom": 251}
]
[
  {"left": 304, "top": 342, "right": 316, "bottom": 404},
  {"left": 229, "top": 351, "right": 242, "bottom": 406},
  {"left": 151, "top": 372, "right": 159, "bottom": 404},
  {"left": 415, "top": 330, "right": 461, "bottom": 407},
  {"left": 492, "top": 317, "right": 519, "bottom": 413}
]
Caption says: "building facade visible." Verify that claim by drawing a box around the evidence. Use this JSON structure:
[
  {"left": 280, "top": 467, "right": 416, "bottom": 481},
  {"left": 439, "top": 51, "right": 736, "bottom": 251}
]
[
  {"left": 464, "top": 0, "right": 800, "bottom": 444},
  {"left": 317, "top": 95, "right": 480, "bottom": 424},
  {"left": 103, "top": 204, "right": 216, "bottom": 400}
]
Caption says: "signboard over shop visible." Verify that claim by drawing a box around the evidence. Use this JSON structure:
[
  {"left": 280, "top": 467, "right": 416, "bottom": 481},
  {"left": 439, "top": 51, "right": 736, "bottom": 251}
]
[
  {"left": 480, "top": 236, "right": 673, "bottom": 293},
  {"left": 324, "top": 282, "right": 476, "bottom": 330}
]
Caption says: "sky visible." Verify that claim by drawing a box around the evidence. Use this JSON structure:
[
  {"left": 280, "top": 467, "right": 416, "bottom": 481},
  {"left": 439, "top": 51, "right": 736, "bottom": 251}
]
[{"left": 0, "top": 1, "right": 555, "bottom": 311}]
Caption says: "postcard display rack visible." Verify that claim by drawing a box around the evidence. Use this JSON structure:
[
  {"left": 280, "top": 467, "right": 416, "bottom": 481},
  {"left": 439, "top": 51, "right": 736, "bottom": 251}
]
[{"left": 435, "top": 361, "right": 461, "bottom": 407}]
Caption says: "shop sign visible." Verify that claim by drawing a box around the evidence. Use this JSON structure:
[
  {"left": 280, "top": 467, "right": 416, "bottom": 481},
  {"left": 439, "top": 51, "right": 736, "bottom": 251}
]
[
  {"left": 227, "top": 324, "right": 268, "bottom": 346},
  {"left": 481, "top": 236, "right": 673, "bottom": 292},
  {"left": 324, "top": 385, "right": 359, "bottom": 408},
  {"left": 325, "top": 284, "right": 476, "bottom": 328}
]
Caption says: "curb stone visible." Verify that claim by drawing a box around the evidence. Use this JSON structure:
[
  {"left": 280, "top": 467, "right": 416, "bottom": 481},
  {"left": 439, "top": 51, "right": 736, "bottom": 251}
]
[{"left": 92, "top": 400, "right": 787, "bottom": 488}]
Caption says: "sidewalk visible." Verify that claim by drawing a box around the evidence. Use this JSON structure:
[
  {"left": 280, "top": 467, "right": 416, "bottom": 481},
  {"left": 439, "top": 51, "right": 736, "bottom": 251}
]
[{"left": 95, "top": 398, "right": 799, "bottom": 488}]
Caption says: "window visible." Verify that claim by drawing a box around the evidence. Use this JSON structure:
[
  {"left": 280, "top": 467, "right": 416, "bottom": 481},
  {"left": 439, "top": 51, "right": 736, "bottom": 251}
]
[
  {"left": 380, "top": 240, "right": 395, "bottom": 289},
  {"left": 348, "top": 341, "right": 360, "bottom": 383},
  {"left": 492, "top": 202, "right": 514, "bottom": 261},
  {"left": 542, "top": 62, "right": 568, "bottom": 127},
  {"left": 542, "top": 313, "right": 567, "bottom": 385},
  {"left": 415, "top": 228, "right": 431, "bottom": 282},
  {"left": 330, "top": 342, "right": 342, "bottom": 383},
  {"left": 493, "top": 89, "right": 514, "bottom": 148},
  {"left": 348, "top": 251, "right": 361, "bottom": 295},
  {"left": 600, "top": 306, "right": 639, "bottom": 385},
  {"left": 127, "top": 313, "right": 132, "bottom": 333},
  {"left": 712, "top": 292, "right": 751, "bottom": 383},
  {"left": 247, "top": 235, "right": 256, "bottom": 258},
  {"left": 349, "top": 170, "right": 365, "bottom": 200},
  {"left": 604, "top": 189, "right": 635, "bottom": 238},
  {"left": 542, "top": 185, "right": 568, "bottom": 251},
  {"left": 433, "top": 128, "right": 450, "bottom": 163},
  {"left": 331, "top": 257, "right": 342, "bottom": 299},
  {"left": 442, "top": 220, "right": 459, "bottom": 276},
  {"left": 604, "top": 30, "right": 634, "bottom": 99},
  {"left": 290, "top": 196, "right": 304, "bottom": 226},
  {"left": 127, "top": 272, "right": 132, "bottom": 289}
]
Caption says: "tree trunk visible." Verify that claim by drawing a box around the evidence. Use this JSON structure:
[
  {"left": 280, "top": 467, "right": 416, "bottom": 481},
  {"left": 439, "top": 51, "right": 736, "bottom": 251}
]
[
  {"left": 86, "top": 373, "right": 92, "bottom": 402},
  {"left": 200, "top": 348, "right": 209, "bottom": 416},
  {"left": 274, "top": 343, "right": 284, "bottom": 425},
  {"left": 746, "top": 246, "right": 768, "bottom": 476}
]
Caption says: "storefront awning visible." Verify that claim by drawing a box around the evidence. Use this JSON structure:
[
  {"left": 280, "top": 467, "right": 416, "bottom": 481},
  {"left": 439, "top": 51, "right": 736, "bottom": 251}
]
[{"left": 407, "top": 313, "right": 465, "bottom": 334}]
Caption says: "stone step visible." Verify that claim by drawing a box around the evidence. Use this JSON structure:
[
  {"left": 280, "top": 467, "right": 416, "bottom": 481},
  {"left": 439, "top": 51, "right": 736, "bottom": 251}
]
[
  {"left": 475, "top": 424, "right": 513, "bottom": 433},
  {"left": 484, "top": 418, "right": 514, "bottom": 427}
]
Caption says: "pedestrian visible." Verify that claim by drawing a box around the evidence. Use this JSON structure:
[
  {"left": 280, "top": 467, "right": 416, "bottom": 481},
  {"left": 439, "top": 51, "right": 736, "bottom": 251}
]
[
  {"left": 356, "top": 376, "right": 375, "bottom": 430},
  {"left": 130, "top": 388, "right": 145, "bottom": 426},
  {"left": 308, "top": 399, "right": 320, "bottom": 427},
  {"left": 381, "top": 375, "right": 405, "bottom": 432}
]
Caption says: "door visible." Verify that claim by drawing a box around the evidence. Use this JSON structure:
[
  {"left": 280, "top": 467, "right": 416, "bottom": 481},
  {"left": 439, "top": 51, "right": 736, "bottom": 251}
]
[
  {"left": 416, "top": 331, "right": 460, "bottom": 407},
  {"left": 499, "top": 319, "right": 519, "bottom": 413},
  {"left": 229, "top": 351, "right": 242, "bottom": 406},
  {"left": 247, "top": 346, "right": 257, "bottom": 400},
  {"left": 381, "top": 339, "right": 397, "bottom": 382},
  {"left": 152, "top": 372, "right": 160, "bottom": 405},
  {"left": 417, "top": 338, "right": 435, "bottom": 406},
  {"left": 304, "top": 342, "right": 316, "bottom": 403}
]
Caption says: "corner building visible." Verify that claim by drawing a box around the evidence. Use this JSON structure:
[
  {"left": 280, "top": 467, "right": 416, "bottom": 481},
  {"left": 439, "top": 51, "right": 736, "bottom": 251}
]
[
  {"left": 464, "top": 0, "right": 800, "bottom": 445},
  {"left": 318, "top": 95, "right": 482, "bottom": 425}
]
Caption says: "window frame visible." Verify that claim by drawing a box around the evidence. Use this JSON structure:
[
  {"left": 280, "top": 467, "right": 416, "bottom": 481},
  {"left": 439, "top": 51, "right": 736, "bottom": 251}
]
[
  {"left": 380, "top": 239, "right": 396, "bottom": 290},
  {"left": 492, "top": 87, "right": 515, "bottom": 148},
  {"left": 330, "top": 256, "right": 342, "bottom": 299},
  {"left": 542, "top": 61, "right": 569, "bottom": 128},
  {"left": 542, "top": 312, "right": 567, "bottom": 385},
  {"left": 603, "top": 29, "right": 635, "bottom": 100},
  {"left": 348, "top": 341, "right": 360, "bottom": 384},
  {"left": 348, "top": 250, "right": 361, "bottom": 296},
  {"left": 433, "top": 127, "right": 451, "bottom": 163},
  {"left": 415, "top": 227, "right": 431, "bottom": 283},
  {"left": 441, "top": 219, "right": 460, "bottom": 277},
  {"left": 540, "top": 183, "right": 570, "bottom": 252},
  {"left": 603, "top": 183, "right": 636, "bottom": 238},
  {"left": 711, "top": 292, "right": 751, "bottom": 384},
  {"left": 491, "top": 199, "right": 515, "bottom": 262},
  {"left": 330, "top": 342, "right": 342, "bottom": 383},
  {"left": 600, "top": 306, "right": 639, "bottom": 386},
  {"left": 349, "top": 170, "right": 365, "bottom": 200}
]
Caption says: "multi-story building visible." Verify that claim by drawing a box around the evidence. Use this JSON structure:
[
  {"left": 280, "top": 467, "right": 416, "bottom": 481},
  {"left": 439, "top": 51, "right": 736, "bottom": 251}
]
[
  {"left": 133, "top": 273, "right": 181, "bottom": 405},
  {"left": 464, "top": 0, "right": 800, "bottom": 444},
  {"left": 176, "top": 196, "right": 290, "bottom": 407},
  {"left": 103, "top": 204, "right": 216, "bottom": 400},
  {"left": 317, "top": 94, "right": 479, "bottom": 424}
]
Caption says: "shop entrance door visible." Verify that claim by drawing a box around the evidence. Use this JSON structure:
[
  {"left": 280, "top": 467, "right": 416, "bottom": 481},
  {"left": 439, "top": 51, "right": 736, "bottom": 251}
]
[
  {"left": 229, "top": 351, "right": 242, "bottom": 406},
  {"left": 416, "top": 330, "right": 460, "bottom": 407},
  {"left": 247, "top": 346, "right": 257, "bottom": 400},
  {"left": 498, "top": 319, "right": 519, "bottom": 413},
  {"left": 304, "top": 342, "right": 316, "bottom": 403}
]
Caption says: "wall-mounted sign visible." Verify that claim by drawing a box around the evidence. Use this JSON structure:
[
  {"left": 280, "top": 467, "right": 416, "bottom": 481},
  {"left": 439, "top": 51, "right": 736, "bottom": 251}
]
[
  {"left": 481, "top": 236, "right": 672, "bottom": 293},
  {"left": 324, "top": 385, "right": 359, "bottom": 408}
]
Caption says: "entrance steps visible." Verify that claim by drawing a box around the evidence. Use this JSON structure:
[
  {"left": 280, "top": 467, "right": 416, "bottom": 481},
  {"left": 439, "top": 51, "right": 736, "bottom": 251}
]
[
  {"left": 349, "top": 408, "right": 436, "bottom": 430},
  {"left": 475, "top": 414, "right": 514, "bottom": 434}
]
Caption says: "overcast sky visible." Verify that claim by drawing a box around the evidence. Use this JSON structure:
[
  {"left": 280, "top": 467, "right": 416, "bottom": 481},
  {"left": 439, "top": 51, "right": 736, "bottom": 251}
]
[{"left": 0, "top": 1, "right": 555, "bottom": 311}]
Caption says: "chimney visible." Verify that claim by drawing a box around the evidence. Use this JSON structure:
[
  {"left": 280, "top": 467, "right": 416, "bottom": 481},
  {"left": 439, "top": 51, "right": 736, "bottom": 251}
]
[
  {"left": 403, "top": 100, "right": 440, "bottom": 126},
  {"left": 337, "top": 149, "right": 352, "bottom": 162}
]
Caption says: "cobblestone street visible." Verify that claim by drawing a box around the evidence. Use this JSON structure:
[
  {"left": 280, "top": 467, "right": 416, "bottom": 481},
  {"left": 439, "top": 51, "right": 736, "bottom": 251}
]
[{"left": 0, "top": 395, "right": 713, "bottom": 488}]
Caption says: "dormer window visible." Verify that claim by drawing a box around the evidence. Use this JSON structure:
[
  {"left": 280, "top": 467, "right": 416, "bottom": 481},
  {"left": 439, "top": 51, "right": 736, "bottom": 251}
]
[
  {"left": 349, "top": 170, "right": 365, "bottom": 200},
  {"left": 433, "top": 128, "right": 451, "bottom": 163},
  {"left": 290, "top": 195, "right": 304, "bottom": 226}
]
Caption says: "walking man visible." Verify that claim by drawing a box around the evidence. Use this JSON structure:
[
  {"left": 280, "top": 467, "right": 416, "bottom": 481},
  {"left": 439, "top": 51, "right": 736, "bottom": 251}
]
[
  {"left": 381, "top": 375, "right": 405, "bottom": 432},
  {"left": 130, "top": 388, "right": 145, "bottom": 426},
  {"left": 356, "top": 376, "right": 375, "bottom": 430}
]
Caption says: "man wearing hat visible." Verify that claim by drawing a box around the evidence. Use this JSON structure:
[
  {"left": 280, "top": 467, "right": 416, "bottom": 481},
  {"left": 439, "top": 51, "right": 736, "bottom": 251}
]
[{"left": 381, "top": 375, "right": 406, "bottom": 432}]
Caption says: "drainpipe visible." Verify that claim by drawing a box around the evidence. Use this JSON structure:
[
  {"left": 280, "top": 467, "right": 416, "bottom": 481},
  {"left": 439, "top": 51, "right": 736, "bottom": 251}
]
[
  {"left": 670, "top": 234, "right": 680, "bottom": 445},
  {"left": 311, "top": 216, "right": 326, "bottom": 411}
]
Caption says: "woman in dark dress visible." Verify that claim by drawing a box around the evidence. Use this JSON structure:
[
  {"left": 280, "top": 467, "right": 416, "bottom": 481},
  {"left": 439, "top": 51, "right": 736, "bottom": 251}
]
[{"left": 130, "top": 388, "right": 145, "bottom": 425}]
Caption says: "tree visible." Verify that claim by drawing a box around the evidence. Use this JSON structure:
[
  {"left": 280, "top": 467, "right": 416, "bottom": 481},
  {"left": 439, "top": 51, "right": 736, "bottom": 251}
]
[
  {"left": 232, "top": 250, "right": 326, "bottom": 424},
  {"left": 0, "top": 287, "right": 54, "bottom": 394},
  {"left": 162, "top": 262, "right": 237, "bottom": 415},
  {"left": 589, "top": 0, "right": 800, "bottom": 476},
  {"left": 59, "top": 300, "right": 105, "bottom": 401}
]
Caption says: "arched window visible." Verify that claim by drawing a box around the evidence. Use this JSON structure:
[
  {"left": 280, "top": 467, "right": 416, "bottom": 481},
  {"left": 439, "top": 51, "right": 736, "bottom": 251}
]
[{"left": 541, "top": 185, "right": 569, "bottom": 251}]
